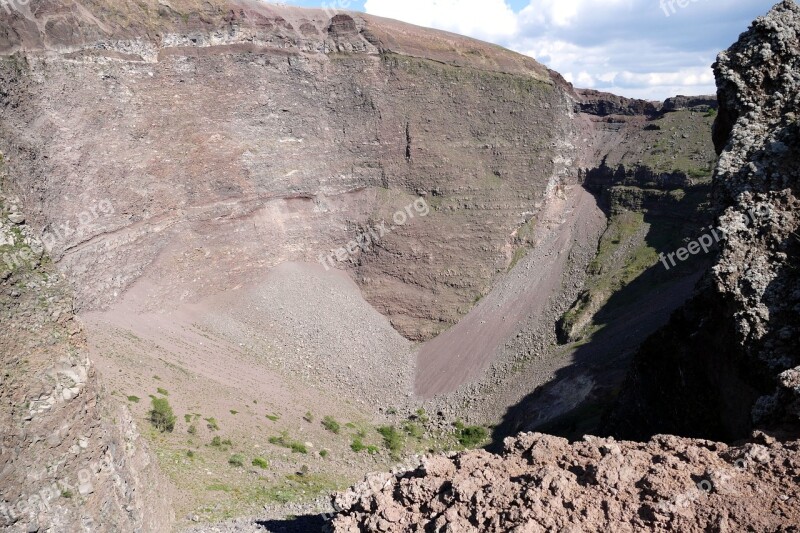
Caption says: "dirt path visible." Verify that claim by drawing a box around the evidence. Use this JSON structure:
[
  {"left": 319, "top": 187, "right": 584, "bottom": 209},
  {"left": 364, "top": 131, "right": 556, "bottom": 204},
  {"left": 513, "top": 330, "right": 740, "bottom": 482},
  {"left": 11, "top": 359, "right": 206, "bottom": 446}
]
[{"left": 415, "top": 185, "right": 605, "bottom": 397}]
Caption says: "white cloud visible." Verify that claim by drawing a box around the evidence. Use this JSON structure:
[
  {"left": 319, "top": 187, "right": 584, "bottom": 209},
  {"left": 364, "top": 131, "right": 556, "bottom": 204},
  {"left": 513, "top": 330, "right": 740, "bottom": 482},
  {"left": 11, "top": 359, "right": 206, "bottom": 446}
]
[
  {"left": 362, "top": 0, "right": 774, "bottom": 100},
  {"left": 363, "top": 0, "right": 518, "bottom": 42}
]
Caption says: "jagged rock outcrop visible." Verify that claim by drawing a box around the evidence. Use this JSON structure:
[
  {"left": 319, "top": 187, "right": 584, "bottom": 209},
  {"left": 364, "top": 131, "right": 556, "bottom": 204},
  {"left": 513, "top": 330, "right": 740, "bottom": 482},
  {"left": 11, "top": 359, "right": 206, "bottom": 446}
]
[
  {"left": 330, "top": 432, "right": 800, "bottom": 532},
  {"left": 607, "top": 0, "right": 800, "bottom": 441},
  {"left": 662, "top": 95, "right": 717, "bottom": 112},
  {"left": 0, "top": 184, "right": 171, "bottom": 532},
  {"left": 575, "top": 89, "right": 661, "bottom": 117}
]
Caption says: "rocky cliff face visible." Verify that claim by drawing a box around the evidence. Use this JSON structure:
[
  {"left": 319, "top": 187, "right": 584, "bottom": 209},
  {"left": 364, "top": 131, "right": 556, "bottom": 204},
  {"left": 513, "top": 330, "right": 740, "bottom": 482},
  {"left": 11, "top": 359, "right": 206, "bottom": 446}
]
[
  {"left": 330, "top": 2, "right": 800, "bottom": 531},
  {"left": 607, "top": 0, "right": 800, "bottom": 441},
  {"left": 0, "top": 0, "right": 578, "bottom": 342},
  {"left": 0, "top": 179, "right": 170, "bottom": 531},
  {"left": 2, "top": 0, "right": 797, "bottom": 531},
  {"left": 0, "top": 0, "right": 584, "bottom": 529}
]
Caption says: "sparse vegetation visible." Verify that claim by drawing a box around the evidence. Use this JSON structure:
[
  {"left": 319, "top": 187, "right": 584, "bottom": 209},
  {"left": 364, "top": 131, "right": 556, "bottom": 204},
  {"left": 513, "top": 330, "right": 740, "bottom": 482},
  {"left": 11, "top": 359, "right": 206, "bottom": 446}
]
[
  {"left": 454, "top": 421, "right": 488, "bottom": 447},
  {"left": 230, "top": 410, "right": 238, "bottom": 416},
  {"left": 319, "top": 449, "right": 328, "bottom": 458},
  {"left": 350, "top": 438, "right": 366, "bottom": 452},
  {"left": 377, "top": 426, "right": 404, "bottom": 455},
  {"left": 252, "top": 457, "right": 269, "bottom": 469},
  {"left": 156, "top": 387, "right": 169, "bottom": 396},
  {"left": 187, "top": 424, "right": 197, "bottom": 435},
  {"left": 126, "top": 395, "right": 140, "bottom": 403},
  {"left": 265, "top": 413, "right": 280, "bottom": 422},
  {"left": 403, "top": 421, "right": 425, "bottom": 439},
  {"left": 269, "top": 432, "right": 308, "bottom": 454},
  {"left": 210, "top": 436, "right": 233, "bottom": 450},
  {"left": 322, "top": 416, "right": 341, "bottom": 434},
  {"left": 228, "top": 454, "right": 245, "bottom": 467},
  {"left": 148, "top": 397, "right": 176, "bottom": 433},
  {"left": 205, "top": 417, "right": 219, "bottom": 431},
  {"left": 303, "top": 411, "right": 314, "bottom": 423},
  {"left": 186, "top": 450, "right": 195, "bottom": 459}
]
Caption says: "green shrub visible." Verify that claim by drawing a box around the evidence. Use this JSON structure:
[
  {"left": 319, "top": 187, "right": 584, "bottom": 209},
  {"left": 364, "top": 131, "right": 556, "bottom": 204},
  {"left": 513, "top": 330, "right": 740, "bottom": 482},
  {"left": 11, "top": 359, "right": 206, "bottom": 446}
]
[
  {"left": 210, "top": 436, "right": 232, "bottom": 449},
  {"left": 148, "top": 397, "right": 176, "bottom": 433},
  {"left": 269, "top": 432, "right": 308, "bottom": 454},
  {"left": 290, "top": 442, "right": 308, "bottom": 454},
  {"left": 187, "top": 425, "right": 197, "bottom": 435},
  {"left": 156, "top": 387, "right": 169, "bottom": 396},
  {"left": 186, "top": 450, "right": 195, "bottom": 459},
  {"left": 366, "top": 445, "right": 379, "bottom": 455},
  {"left": 350, "top": 438, "right": 366, "bottom": 452},
  {"left": 319, "top": 450, "right": 329, "bottom": 458},
  {"left": 403, "top": 421, "right": 424, "bottom": 439},
  {"left": 228, "top": 454, "right": 245, "bottom": 467},
  {"left": 252, "top": 457, "right": 269, "bottom": 469},
  {"left": 205, "top": 417, "right": 219, "bottom": 431},
  {"left": 414, "top": 408, "right": 429, "bottom": 423},
  {"left": 230, "top": 410, "right": 238, "bottom": 415},
  {"left": 457, "top": 425, "right": 488, "bottom": 447},
  {"left": 126, "top": 395, "right": 140, "bottom": 403},
  {"left": 303, "top": 412, "right": 314, "bottom": 423},
  {"left": 184, "top": 414, "right": 192, "bottom": 423},
  {"left": 377, "top": 426, "right": 403, "bottom": 454},
  {"left": 321, "top": 416, "right": 340, "bottom": 434},
  {"left": 266, "top": 413, "right": 280, "bottom": 422}
]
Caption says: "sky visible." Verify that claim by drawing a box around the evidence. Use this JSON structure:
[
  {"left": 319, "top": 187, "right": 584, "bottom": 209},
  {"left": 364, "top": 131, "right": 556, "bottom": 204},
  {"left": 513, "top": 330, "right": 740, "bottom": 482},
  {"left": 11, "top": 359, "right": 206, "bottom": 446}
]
[{"left": 276, "top": 0, "right": 782, "bottom": 101}]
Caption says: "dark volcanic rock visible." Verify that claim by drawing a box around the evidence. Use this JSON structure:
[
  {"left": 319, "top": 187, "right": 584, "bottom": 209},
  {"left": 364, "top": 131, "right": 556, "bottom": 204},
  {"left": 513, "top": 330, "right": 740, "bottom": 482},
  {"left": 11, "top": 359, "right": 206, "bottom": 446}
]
[
  {"left": 662, "top": 95, "right": 718, "bottom": 112},
  {"left": 575, "top": 88, "right": 662, "bottom": 117},
  {"left": 608, "top": 0, "right": 800, "bottom": 441}
]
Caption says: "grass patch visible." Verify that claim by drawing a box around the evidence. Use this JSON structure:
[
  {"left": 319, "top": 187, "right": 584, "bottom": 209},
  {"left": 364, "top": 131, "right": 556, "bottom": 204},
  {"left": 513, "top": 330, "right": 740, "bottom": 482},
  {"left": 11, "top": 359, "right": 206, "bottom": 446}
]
[
  {"left": 508, "top": 245, "right": 529, "bottom": 271},
  {"left": 321, "top": 416, "right": 341, "bottom": 434},
  {"left": 210, "top": 436, "right": 233, "bottom": 450},
  {"left": 228, "top": 454, "right": 245, "bottom": 467},
  {"left": 454, "top": 421, "right": 488, "bottom": 447},
  {"left": 376, "top": 426, "right": 404, "bottom": 455},
  {"left": 205, "top": 417, "right": 220, "bottom": 431},
  {"left": 269, "top": 432, "right": 308, "bottom": 454},
  {"left": 402, "top": 421, "right": 425, "bottom": 439},
  {"left": 126, "top": 395, "right": 140, "bottom": 403},
  {"left": 148, "top": 397, "right": 176, "bottom": 433},
  {"left": 265, "top": 413, "right": 280, "bottom": 422},
  {"left": 252, "top": 457, "right": 269, "bottom": 469},
  {"left": 156, "top": 387, "right": 169, "bottom": 396}
]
